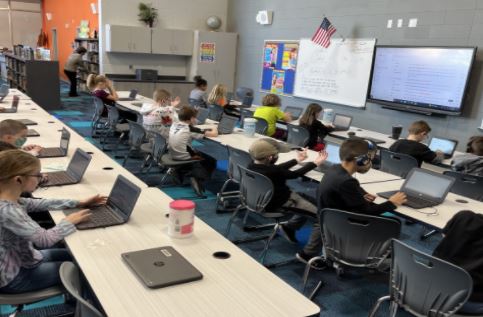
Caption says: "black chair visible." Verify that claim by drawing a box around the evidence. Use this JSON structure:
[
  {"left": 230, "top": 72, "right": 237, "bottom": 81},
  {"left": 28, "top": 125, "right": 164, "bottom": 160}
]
[
  {"left": 140, "top": 131, "right": 167, "bottom": 174},
  {"left": 0, "top": 287, "right": 64, "bottom": 317},
  {"left": 443, "top": 171, "right": 483, "bottom": 201},
  {"left": 254, "top": 117, "right": 268, "bottom": 135},
  {"left": 303, "top": 208, "right": 401, "bottom": 300},
  {"left": 216, "top": 146, "right": 253, "bottom": 212},
  {"left": 287, "top": 124, "right": 310, "bottom": 147},
  {"left": 235, "top": 87, "right": 254, "bottom": 101},
  {"left": 207, "top": 104, "right": 224, "bottom": 121},
  {"left": 380, "top": 149, "right": 419, "bottom": 178},
  {"left": 91, "top": 97, "right": 107, "bottom": 137},
  {"left": 122, "top": 120, "right": 147, "bottom": 166},
  {"left": 368, "top": 239, "right": 472, "bottom": 317},
  {"left": 189, "top": 98, "right": 206, "bottom": 108},
  {"left": 101, "top": 105, "right": 130, "bottom": 152}
]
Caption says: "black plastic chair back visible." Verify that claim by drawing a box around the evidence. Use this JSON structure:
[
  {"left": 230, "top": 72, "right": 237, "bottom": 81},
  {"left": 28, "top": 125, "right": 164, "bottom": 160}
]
[
  {"left": 389, "top": 239, "right": 472, "bottom": 316},
  {"left": 320, "top": 208, "right": 401, "bottom": 267},
  {"left": 238, "top": 165, "right": 273, "bottom": 214},
  {"left": 235, "top": 87, "right": 254, "bottom": 100},
  {"left": 380, "top": 149, "right": 419, "bottom": 178},
  {"left": 443, "top": 171, "right": 483, "bottom": 201},
  {"left": 208, "top": 104, "right": 224, "bottom": 121},
  {"left": 106, "top": 105, "right": 120, "bottom": 127},
  {"left": 126, "top": 120, "right": 146, "bottom": 148},
  {"left": 254, "top": 117, "right": 268, "bottom": 135},
  {"left": 227, "top": 146, "right": 253, "bottom": 183},
  {"left": 287, "top": 124, "right": 310, "bottom": 147},
  {"left": 152, "top": 131, "right": 168, "bottom": 163},
  {"left": 92, "top": 97, "right": 105, "bottom": 122}
]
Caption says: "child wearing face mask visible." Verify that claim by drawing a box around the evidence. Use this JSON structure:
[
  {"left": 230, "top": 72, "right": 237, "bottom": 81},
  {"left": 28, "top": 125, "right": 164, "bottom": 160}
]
[
  {"left": 0, "top": 150, "right": 107, "bottom": 293},
  {"left": 0, "top": 119, "right": 43, "bottom": 156}
]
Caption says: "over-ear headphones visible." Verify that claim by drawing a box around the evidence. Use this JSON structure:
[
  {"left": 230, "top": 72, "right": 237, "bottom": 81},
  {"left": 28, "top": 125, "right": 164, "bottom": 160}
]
[{"left": 355, "top": 140, "right": 376, "bottom": 166}]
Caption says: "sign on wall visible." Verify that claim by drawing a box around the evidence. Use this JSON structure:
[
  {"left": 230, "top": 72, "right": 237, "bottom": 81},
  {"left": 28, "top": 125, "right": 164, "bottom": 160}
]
[{"left": 200, "top": 42, "right": 216, "bottom": 63}]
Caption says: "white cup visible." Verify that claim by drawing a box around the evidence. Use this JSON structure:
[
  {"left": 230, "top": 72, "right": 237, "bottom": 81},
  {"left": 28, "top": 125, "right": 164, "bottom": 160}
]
[
  {"left": 168, "top": 200, "right": 195, "bottom": 238},
  {"left": 243, "top": 118, "right": 257, "bottom": 137}
]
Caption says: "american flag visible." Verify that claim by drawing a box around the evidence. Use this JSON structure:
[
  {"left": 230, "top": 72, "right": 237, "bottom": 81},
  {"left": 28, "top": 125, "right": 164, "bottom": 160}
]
[{"left": 311, "top": 17, "right": 337, "bottom": 48}]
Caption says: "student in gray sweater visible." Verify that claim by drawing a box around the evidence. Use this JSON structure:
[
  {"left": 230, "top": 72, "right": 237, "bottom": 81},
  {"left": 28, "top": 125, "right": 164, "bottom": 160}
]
[
  {"left": 451, "top": 136, "right": 483, "bottom": 176},
  {"left": 63, "top": 47, "right": 87, "bottom": 97}
]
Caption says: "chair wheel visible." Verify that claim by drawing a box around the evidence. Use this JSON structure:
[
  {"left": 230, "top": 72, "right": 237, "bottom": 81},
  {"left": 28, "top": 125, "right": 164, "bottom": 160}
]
[{"left": 334, "top": 264, "right": 344, "bottom": 277}]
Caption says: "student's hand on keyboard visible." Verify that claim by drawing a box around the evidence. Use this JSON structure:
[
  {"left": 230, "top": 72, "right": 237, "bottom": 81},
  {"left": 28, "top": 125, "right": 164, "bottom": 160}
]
[
  {"left": 65, "top": 209, "right": 92, "bottom": 225},
  {"left": 78, "top": 194, "right": 108, "bottom": 208},
  {"left": 388, "top": 192, "right": 407, "bottom": 206},
  {"left": 364, "top": 193, "right": 376, "bottom": 202},
  {"left": 205, "top": 128, "right": 218, "bottom": 137}
]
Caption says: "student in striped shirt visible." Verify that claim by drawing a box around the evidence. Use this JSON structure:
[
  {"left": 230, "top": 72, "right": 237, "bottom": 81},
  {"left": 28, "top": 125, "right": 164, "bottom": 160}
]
[{"left": 0, "top": 150, "right": 107, "bottom": 293}]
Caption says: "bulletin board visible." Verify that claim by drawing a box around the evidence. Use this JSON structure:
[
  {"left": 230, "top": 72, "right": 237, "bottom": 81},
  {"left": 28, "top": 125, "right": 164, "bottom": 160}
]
[{"left": 260, "top": 40, "right": 299, "bottom": 96}]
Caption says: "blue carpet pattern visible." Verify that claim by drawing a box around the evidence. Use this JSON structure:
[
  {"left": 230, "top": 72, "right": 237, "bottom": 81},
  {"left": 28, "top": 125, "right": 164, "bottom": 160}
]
[{"left": 1, "top": 82, "right": 443, "bottom": 316}]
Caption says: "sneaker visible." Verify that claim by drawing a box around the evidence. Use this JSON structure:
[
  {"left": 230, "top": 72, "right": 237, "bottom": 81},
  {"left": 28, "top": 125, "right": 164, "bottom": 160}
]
[
  {"left": 279, "top": 224, "right": 298, "bottom": 244},
  {"left": 296, "top": 251, "right": 327, "bottom": 271},
  {"left": 190, "top": 177, "right": 206, "bottom": 198}
]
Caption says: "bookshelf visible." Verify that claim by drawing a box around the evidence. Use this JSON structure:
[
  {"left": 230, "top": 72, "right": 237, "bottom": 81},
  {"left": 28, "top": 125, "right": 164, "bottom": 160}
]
[
  {"left": 74, "top": 38, "right": 99, "bottom": 91},
  {"left": 4, "top": 51, "right": 60, "bottom": 110}
]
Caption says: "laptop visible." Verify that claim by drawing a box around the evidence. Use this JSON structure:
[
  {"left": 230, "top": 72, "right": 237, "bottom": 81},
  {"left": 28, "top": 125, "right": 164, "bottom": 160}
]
[
  {"left": 196, "top": 107, "right": 210, "bottom": 125},
  {"left": 118, "top": 89, "right": 138, "bottom": 101},
  {"left": 18, "top": 119, "right": 37, "bottom": 126},
  {"left": 316, "top": 142, "right": 341, "bottom": 172},
  {"left": 37, "top": 128, "right": 70, "bottom": 158},
  {"left": 239, "top": 94, "right": 254, "bottom": 108},
  {"left": 131, "top": 102, "right": 143, "bottom": 107},
  {"left": 217, "top": 114, "right": 238, "bottom": 134},
  {"left": 122, "top": 246, "right": 203, "bottom": 289},
  {"left": 377, "top": 168, "right": 455, "bottom": 209},
  {"left": 27, "top": 129, "right": 40, "bottom": 137},
  {"left": 40, "top": 148, "right": 92, "bottom": 187},
  {"left": 284, "top": 106, "right": 303, "bottom": 120},
  {"left": 332, "top": 114, "right": 352, "bottom": 131},
  {"left": 2, "top": 96, "right": 19, "bottom": 113},
  {"left": 428, "top": 137, "right": 458, "bottom": 159},
  {"left": 64, "top": 175, "right": 142, "bottom": 230}
]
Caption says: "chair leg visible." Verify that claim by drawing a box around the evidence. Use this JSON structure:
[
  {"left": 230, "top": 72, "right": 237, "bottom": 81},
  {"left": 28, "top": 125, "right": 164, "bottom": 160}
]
[
  {"left": 215, "top": 179, "right": 233, "bottom": 212},
  {"left": 420, "top": 229, "right": 437, "bottom": 240},
  {"left": 368, "top": 295, "right": 391, "bottom": 317},
  {"left": 224, "top": 206, "right": 242, "bottom": 237},
  {"left": 260, "top": 222, "right": 280, "bottom": 265},
  {"left": 139, "top": 154, "right": 152, "bottom": 173},
  {"left": 122, "top": 149, "right": 132, "bottom": 166},
  {"left": 114, "top": 132, "right": 126, "bottom": 156},
  {"left": 389, "top": 301, "right": 398, "bottom": 317},
  {"left": 302, "top": 256, "right": 323, "bottom": 293},
  {"left": 159, "top": 168, "right": 172, "bottom": 186},
  {"left": 308, "top": 281, "right": 324, "bottom": 300}
]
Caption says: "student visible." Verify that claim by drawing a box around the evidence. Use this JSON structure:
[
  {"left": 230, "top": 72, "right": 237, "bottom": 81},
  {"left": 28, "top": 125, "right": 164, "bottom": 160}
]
[
  {"left": 253, "top": 94, "right": 292, "bottom": 138},
  {"left": 298, "top": 103, "right": 334, "bottom": 151},
  {"left": 433, "top": 210, "right": 483, "bottom": 314},
  {"left": 389, "top": 120, "right": 444, "bottom": 167},
  {"left": 0, "top": 119, "right": 42, "bottom": 156},
  {"left": 297, "top": 138, "right": 407, "bottom": 263},
  {"left": 63, "top": 47, "right": 88, "bottom": 97},
  {"left": 168, "top": 106, "right": 218, "bottom": 196},
  {"left": 248, "top": 139, "right": 327, "bottom": 254},
  {"left": 451, "top": 136, "right": 483, "bottom": 176},
  {"left": 189, "top": 76, "right": 208, "bottom": 106},
  {"left": 207, "top": 84, "right": 228, "bottom": 107},
  {"left": 140, "top": 88, "right": 181, "bottom": 138},
  {"left": 0, "top": 150, "right": 107, "bottom": 293}
]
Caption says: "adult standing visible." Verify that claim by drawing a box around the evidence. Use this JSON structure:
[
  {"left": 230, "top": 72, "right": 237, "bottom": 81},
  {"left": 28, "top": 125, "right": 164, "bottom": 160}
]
[{"left": 63, "top": 47, "right": 87, "bottom": 97}]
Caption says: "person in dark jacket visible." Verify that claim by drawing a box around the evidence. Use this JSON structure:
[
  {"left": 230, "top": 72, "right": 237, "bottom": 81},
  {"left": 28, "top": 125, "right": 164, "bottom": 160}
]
[
  {"left": 451, "top": 136, "right": 483, "bottom": 177},
  {"left": 64, "top": 47, "right": 87, "bottom": 97},
  {"left": 298, "top": 103, "right": 334, "bottom": 151},
  {"left": 297, "top": 138, "right": 407, "bottom": 261}
]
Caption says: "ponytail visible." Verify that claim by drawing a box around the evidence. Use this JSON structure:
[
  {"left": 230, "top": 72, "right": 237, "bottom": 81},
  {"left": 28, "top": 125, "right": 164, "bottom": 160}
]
[{"left": 87, "top": 74, "right": 107, "bottom": 91}]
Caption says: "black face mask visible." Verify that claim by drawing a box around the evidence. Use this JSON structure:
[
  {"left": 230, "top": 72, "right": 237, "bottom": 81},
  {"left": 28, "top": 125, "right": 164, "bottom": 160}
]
[{"left": 269, "top": 156, "right": 279, "bottom": 165}]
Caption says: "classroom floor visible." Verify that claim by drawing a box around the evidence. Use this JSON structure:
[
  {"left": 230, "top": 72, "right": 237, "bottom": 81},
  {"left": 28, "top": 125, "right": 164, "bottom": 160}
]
[{"left": 1, "top": 82, "right": 442, "bottom": 317}]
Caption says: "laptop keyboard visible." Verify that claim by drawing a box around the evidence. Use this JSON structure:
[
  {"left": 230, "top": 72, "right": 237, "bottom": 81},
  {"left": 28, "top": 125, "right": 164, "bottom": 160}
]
[
  {"left": 76, "top": 206, "right": 122, "bottom": 229},
  {"left": 44, "top": 172, "right": 76, "bottom": 186},
  {"left": 39, "top": 148, "right": 64, "bottom": 157},
  {"left": 404, "top": 195, "right": 434, "bottom": 209}
]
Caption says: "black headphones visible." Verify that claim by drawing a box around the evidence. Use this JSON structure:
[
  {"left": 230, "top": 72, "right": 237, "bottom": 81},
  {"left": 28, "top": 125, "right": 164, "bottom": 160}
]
[{"left": 355, "top": 140, "right": 376, "bottom": 166}]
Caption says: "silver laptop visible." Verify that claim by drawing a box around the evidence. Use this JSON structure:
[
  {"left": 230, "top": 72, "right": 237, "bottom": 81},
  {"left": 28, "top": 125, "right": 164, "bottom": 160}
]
[
  {"left": 118, "top": 89, "right": 138, "bottom": 101},
  {"left": 64, "top": 175, "right": 141, "bottom": 230},
  {"left": 122, "top": 246, "right": 203, "bottom": 289},
  {"left": 27, "top": 129, "right": 40, "bottom": 137},
  {"left": 316, "top": 142, "right": 341, "bottom": 172},
  {"left": 217, "top": 114, "right": 238, "bottom": 134},
  {"left": 378, "top": 168, "right": 455, "bottom": 209},
  {"left": 18, "top": 119, "right": 37, "bottom": 126},
  {"left": 332, "top": 114, "right": 352, "bottom": 131},
  {"left": 41, "top": 148, "right": 91, "bottom": 187},
  {"left": 284, "top": 106, "right": 303, "bottom": 120},
  {"left": 38, "top": 128, "right": 70, "bottom": 158},
  {"left": 2, "top": 96, "right": 19, "bottom": 113},
  {"left": 429, "top": 137, "right": 458, "bottom": 159}
]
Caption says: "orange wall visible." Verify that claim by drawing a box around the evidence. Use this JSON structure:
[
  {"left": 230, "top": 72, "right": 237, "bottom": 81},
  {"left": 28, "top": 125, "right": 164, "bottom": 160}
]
[{"left": 41, "top": 0, "right": 99, "bottom": 79}]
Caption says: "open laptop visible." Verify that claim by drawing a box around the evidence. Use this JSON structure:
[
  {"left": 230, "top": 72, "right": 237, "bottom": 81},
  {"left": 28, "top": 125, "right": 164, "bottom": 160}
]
[
  {"left": 316, "top": 142, "right": 341, "bottom": 172},
  {"left": 27, "top": 129, "right": 40, "bottom": 137},
  {"left": 18, "top": 119, "right": 37, "bottom": 126},
  {"left": 428, "top": 137, "right": 458, "bottom": 159},
  {"left": 37, "top": 128, "right": 70, "bottom": 158},
  {"left": 284, "top": 106, "right": 303, "bottom": 120},
  {"left": 196, "top": 107, "right": 210, "bottom": 125},
  {"left": 217, "top": 114, "right": 238, "bottom": 134},
  {"left": 122, "top": 246, "right": 203, "bottom": 289},
  {"left": 118, "top": 89, "right": 138, "bottom": 101},
  {"left": 332, "top": 114, "right": 352, "bottom": 131},
  {"left": 64, "top": 175, "right": 142, "bottom": 230},
  {"left": 40, "top": 148, "right": 92, "bottom": 187},
  {"left": 377, "top": 168, "right": 455, "bottom": 209},
  {"left": 2, "top": 96, "right": 19, "bottom": 113}
]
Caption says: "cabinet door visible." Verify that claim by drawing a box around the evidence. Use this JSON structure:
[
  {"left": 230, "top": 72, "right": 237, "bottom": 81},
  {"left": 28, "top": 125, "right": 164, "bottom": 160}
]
[
  {"left": 130, "top": 27, "right": 151, "bottom": 53},
  {"left": 105, "top": 25, "right": 133, "bottom": 53},
  {"left": 171, "top": 30, "right": 193, "bottom": 56},
  {"left": 152, "top": 29, "right": 174, "bottom": 54}
]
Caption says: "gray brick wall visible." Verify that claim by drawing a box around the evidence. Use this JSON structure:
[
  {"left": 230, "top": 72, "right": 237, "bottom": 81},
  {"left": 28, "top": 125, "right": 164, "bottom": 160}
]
[{"left": 227, "top": 0, "right": 483, "bottom": 150}]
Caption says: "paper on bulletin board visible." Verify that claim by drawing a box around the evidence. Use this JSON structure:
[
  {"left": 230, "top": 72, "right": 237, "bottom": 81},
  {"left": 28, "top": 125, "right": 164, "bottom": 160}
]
[{"left": 200, "top": 42, "right": 216, "bottom": 63}]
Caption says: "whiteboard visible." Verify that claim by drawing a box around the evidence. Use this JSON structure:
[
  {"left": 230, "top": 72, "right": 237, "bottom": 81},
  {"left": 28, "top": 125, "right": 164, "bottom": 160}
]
[{"left": 294, "top": 38, "right": 376, "bottom": 108}]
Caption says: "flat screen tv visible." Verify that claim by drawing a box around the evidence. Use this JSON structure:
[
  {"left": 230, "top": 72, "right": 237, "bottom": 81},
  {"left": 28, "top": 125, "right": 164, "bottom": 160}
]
[{"left": 368, "top": 46, "right": 476, "bottom": 116}]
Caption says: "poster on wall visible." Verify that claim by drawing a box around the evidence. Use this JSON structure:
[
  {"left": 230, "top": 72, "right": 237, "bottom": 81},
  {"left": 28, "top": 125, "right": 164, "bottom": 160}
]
[
  {"left": 200, "top": 42, "right": 216, "bottom": 63},
  {"left": 260, "top": 40, "right": 299, "bottom": 96}
]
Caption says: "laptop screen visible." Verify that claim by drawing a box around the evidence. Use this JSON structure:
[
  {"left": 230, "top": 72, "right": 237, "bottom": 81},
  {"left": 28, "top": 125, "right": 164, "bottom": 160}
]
[
  {"left": 66, "top": 149, "right": 92, "bottom": 181},
  {"left": 325, "top": 143, "right": 341, "bottom": 164},
  {"left": 428, "top": 137, "right": 457, "bottom": 156},
  {"left": 218, "top": 115, "right": 237, "bottom": 134},
  {"left": 403, "top": 169, "right": 454, "bottom": 200},
  {"left": 284, "top": 106, "right": 303, "bottom": 120},
  {"left": 129, "top": 89, "right": 138, "bottom": 99},
  {"left": 333, "top": 114, "right": 352, "bottom": 128},
  {"left": 108, "top": 175, "right": 141, "bottom": 221},
  {"left": 60, "top": 128, "right": 70, "bottom": 152}
]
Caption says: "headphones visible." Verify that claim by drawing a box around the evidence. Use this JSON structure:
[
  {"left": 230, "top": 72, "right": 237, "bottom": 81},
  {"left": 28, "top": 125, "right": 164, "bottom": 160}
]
[{"left": 354, "top": 140, "right": 376, "bottom": 166}]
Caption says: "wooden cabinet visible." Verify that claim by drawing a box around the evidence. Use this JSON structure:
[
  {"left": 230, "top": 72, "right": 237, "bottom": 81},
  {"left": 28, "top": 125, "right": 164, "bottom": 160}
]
[
  {"left": 105, "top": 25, "right": 150, "bottom": 54},
  {"left": 152, "top": 29, "right": 193, "bottom": 56}
]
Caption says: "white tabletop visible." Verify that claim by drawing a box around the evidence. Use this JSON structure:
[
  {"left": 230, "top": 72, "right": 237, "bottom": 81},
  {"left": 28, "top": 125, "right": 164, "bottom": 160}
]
[{"left": 115, "top": 91, "right": 154, "bottom": 113}]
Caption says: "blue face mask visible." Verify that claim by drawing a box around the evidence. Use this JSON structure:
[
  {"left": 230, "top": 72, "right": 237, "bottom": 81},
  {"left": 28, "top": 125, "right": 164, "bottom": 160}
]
[{"left": 14, "top": 137, "right": 27, "bottom": 148}]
